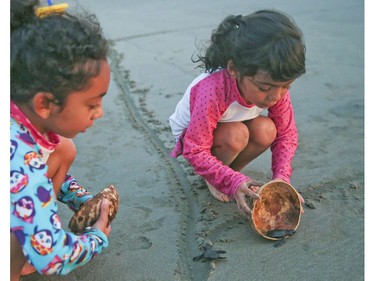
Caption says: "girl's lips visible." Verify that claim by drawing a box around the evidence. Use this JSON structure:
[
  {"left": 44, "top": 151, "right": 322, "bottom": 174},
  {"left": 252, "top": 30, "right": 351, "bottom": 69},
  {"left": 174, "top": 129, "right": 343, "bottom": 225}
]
[{"left": 86, "top": 123, "right": 94, "bottom": 131}]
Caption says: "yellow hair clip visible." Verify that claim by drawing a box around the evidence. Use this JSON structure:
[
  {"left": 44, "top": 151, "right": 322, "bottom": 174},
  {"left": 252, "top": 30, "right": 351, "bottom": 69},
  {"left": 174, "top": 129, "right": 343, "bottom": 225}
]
[{"left": 35, "top": 3, "right": 69, "bottom": 18}]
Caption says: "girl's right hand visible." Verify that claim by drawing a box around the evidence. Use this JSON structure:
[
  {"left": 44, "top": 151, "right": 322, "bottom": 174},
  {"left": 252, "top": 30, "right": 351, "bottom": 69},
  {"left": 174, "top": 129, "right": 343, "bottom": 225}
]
[
  {"left": 234, "top": 180, "right": 263, "bottom": 215},
  {"left": 92, "top": 199, "right": 112, "bottom": 237}
]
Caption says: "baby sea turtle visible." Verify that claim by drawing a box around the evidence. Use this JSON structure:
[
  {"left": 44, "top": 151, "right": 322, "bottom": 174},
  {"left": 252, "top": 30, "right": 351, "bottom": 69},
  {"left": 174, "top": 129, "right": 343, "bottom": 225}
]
[
  {"left": 193, "top": 242, "right": 227, "bottom": 262},
  {"left": 266, "top": 229, "right": 296, "bottom": 239},
  {"left": 266, "top": 229, "right": 296, "bottom": 247}
]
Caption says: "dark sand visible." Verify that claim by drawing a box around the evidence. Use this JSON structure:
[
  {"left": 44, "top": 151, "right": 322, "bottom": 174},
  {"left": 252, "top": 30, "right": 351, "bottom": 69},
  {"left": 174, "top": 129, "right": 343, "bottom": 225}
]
[{"left": 21, "top": 0, "right": 365, "bottom": 280}]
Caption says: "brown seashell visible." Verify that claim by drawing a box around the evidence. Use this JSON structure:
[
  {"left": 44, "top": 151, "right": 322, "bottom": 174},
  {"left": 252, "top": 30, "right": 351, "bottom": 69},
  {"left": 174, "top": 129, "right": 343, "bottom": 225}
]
[
  {"left": 250, "top": 180, "right": 301, "bottom": 240},
  {"left": 68, "top": 184, "right": 119, "bottom": 234}
]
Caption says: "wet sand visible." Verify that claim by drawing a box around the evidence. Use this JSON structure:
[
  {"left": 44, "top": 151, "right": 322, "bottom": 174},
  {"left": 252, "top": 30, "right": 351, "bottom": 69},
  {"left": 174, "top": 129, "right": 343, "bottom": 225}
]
[{"left": 20, "top": 0, "right": 365, "bottom": 280}]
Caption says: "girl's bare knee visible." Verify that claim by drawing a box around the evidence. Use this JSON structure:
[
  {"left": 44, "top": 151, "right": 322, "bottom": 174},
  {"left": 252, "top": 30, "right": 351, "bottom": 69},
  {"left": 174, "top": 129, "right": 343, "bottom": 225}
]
[
  {"left": 263, "top": 117, "right": 277, "bottom": 145},
  {"left": 214, "top": 122, "right": 249, "bottom": 153},
  {"left": 249, "top": 116, "right": 276, "bottom": 147}
]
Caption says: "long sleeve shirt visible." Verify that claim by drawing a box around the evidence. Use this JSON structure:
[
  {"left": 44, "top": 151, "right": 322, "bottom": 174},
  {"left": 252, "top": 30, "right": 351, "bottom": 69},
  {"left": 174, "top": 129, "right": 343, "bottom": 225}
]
[
  {"left": 169, "top": 69, "right": 298, "bottom": 198},
  {"left": 10, "top": 101, "right": 108, "bottom": 275}
]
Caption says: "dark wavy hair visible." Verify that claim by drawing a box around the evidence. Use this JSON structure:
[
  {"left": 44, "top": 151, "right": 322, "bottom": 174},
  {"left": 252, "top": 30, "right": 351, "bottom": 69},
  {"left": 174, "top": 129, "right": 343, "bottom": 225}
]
[
  {"left": 194, "top": 9, "right": 306, "bottom": 81},
  {"left": 11, "top": 0, "right": 109, "bottom": 105}
]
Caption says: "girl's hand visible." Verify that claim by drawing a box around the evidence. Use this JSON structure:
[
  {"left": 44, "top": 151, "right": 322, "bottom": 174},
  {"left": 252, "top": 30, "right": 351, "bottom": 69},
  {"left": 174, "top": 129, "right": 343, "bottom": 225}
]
[
  {"left": 298, "top": 193, "right": 305, "bottom": 214},
  {"left": 234, "top": 180, "right": 263, "bottom": 215},
  {"left": 273, "top": 178, "right": 305, "bottom": 214},
  {"left": 92, "top": 199, "right": 112, "bottom": 237}
]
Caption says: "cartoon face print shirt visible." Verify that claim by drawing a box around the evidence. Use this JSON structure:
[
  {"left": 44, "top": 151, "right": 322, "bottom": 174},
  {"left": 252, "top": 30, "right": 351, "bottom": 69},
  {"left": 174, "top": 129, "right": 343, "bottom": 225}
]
[{"left": 10, "top": 101, "right": 108, "bottom": 275}]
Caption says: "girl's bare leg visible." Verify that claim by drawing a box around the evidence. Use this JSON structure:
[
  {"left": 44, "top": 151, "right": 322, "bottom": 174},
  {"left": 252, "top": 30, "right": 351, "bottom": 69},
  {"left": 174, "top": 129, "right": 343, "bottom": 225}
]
[
  {"left": 206, "top": 122, "right": 249, "bottom": 202},
  {"left": 230, "top": 116, "right": 276, "bottom": 171},
  {"left": 18, "top": 137, "right": 76, "bottom": 277},
  {"left": 10, "top": 233, "right": 27, "bottom": 281},
  {"left": 207, "top": 116, "right": 276, "bottom": 202}
]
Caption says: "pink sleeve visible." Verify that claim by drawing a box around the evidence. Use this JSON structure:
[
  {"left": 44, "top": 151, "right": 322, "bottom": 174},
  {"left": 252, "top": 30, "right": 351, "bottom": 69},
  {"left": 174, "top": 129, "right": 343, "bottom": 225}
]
[
  {"left": 268, "top": 92, "right": 298, "bottom": 183},
  {"left": 182, "top": 80, "right": 249, "bottom": 198}
]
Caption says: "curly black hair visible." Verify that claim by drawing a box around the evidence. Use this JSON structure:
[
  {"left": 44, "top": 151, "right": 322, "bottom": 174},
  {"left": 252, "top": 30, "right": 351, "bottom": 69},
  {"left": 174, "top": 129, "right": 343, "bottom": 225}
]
[
  {"left": 11, "top": 0, "right": 109, "bottom": 105},
  {"left": 194, "top": 9, "right": 306, "bottom": 81}
]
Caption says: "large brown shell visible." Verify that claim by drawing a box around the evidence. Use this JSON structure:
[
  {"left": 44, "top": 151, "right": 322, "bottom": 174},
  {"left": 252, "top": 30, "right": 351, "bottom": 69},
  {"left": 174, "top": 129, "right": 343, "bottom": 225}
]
[
  {"left": 68, "top": 184, "right": 119, "bottom": 234},
  {"left": 250, "top": 180, "right": 301, "bottom": 240}
]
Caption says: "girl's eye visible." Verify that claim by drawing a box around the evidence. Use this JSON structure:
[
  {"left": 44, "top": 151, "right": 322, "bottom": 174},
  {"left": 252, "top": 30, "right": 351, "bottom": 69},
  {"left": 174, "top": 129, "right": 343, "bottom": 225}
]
[
  {"left": 258, "top": 86, "right": 271, "bottom": 92},
  {"left": 89, "top": 104, "right": 99, "bottom": 109}
]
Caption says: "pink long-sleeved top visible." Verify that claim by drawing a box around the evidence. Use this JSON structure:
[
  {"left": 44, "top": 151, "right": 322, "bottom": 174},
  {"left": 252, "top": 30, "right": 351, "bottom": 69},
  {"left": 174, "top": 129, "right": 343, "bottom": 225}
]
[{"left": 169, "top": 69, "right": 298, "bottom": 198}]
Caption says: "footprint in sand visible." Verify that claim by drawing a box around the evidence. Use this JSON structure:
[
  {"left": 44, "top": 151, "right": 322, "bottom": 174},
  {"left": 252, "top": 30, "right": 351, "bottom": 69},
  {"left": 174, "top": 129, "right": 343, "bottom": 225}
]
[{"left": 121, "top": 236, "right": 153, "bottom": 250}]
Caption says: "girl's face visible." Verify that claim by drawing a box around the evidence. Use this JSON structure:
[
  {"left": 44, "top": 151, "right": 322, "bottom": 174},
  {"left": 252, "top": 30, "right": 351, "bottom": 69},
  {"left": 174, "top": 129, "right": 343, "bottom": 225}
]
[
  {"left": 46, "top": 60, "right": 111, "bottom": 138},
  {"left": 236, "top": 71, "right": 294, "bottom": 108}
]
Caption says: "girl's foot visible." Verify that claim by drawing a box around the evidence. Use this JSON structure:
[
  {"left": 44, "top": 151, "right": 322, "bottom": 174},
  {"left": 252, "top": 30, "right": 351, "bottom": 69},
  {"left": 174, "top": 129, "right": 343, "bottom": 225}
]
[
  {"left": 205, "top": 180, "right": 231, "bottom": 202},
  {"left": 21, "top": 262, "right": 36, "bottom": 276}
]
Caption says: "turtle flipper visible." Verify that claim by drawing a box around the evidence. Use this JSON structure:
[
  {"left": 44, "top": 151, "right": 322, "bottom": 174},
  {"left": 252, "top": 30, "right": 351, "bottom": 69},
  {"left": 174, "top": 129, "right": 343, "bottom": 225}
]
[{"left": 193, "top": 244, "right": 227, "bottom": 262}]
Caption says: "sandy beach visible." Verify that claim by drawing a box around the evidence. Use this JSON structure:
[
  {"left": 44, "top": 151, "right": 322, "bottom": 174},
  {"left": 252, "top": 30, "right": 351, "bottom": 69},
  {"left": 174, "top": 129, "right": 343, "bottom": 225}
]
[{"left": 20, "top": 0, "right": 364, "bottom": 280}]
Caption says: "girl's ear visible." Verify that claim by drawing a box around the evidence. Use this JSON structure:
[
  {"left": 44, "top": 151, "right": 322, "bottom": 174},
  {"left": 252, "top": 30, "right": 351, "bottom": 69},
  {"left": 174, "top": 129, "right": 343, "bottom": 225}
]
[
  {"left": 227, "top": 60, "right": 240, "bottom": 77},
  {"left": 32, "top": 92, "right": 58, "bottom": 119}
]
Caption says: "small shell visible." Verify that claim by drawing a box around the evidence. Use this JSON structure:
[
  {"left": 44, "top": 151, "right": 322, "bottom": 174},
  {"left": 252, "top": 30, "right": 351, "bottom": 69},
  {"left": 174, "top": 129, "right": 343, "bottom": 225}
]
[{"left": 68, "top": 185, "right": 119, "bottom": 234}]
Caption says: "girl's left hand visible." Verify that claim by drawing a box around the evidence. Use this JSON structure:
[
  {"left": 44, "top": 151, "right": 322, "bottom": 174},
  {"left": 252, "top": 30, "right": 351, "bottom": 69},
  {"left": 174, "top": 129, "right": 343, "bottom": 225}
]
[
  {"left": 273, "top": 178, "right": 305, "bottom": 214},
  {"left": 92, "top": 199, "right": 112, "bottom": 237},
  {"left": 297, "top": 192, "right": 305, "bottom": 214}
]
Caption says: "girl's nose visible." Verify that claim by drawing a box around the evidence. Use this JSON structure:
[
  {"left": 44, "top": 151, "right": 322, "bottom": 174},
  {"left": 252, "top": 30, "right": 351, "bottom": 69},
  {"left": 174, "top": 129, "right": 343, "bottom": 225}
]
[
  {"left": 269, "top": 86, "right": 287, "bottom": 102},
  {"left": 93, "top": 106, "right": 104, "bottom": 120}
]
